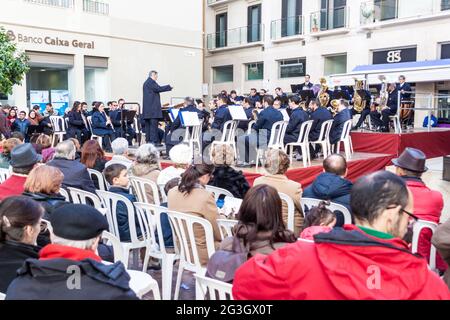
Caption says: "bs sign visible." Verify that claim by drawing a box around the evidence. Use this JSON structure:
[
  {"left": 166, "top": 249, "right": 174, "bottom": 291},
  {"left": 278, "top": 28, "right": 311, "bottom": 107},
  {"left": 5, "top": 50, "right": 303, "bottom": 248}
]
[{"left": 373, "top": 48, "right": 417, "bottom": 65}]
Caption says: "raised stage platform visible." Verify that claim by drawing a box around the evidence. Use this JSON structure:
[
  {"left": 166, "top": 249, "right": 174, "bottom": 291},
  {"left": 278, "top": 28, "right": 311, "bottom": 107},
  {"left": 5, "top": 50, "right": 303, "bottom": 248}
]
[{"left": 350, "top": 128, "right": 450, "bottom": 159}]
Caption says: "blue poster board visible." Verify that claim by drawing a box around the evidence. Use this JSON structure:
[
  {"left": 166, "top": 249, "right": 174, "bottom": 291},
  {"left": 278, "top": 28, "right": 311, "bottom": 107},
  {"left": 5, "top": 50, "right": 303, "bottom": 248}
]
[
  {"left": 51, "top": 90, "right": 70, "bottom": 116},
  {"left": 30, "top": 90, "right": 49, "bottom": 112}
]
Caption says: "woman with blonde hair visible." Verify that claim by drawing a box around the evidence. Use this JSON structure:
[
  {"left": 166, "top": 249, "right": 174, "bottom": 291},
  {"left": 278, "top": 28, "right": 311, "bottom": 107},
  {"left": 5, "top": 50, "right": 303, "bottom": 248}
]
[
  {"left": 0, "top": 138, "right": 22, "bottom": 169},
  {"left": 253, "top": 149, "right": 304, "bottom": 236}
]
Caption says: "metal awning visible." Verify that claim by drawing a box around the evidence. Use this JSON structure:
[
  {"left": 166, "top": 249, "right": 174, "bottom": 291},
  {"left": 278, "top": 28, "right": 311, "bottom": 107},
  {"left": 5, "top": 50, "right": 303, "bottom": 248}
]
[{"left": 329, "top": 59, "right": 450, "bottom": 86}]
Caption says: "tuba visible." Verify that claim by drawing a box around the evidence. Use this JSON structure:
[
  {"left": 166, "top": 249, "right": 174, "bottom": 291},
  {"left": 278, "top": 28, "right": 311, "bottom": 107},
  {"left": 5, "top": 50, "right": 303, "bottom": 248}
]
[
  {"left": 330, "top": 99, "right": 340, "bottom": 116},
  {"left": 377, "top": 75, "right": 388, "bottom": 113},
  {"left": 353, "top": 79, "right": 366, "bottom": 113},
  {"left": 318, "top": 77, "right": 331, "bottom": 108}
]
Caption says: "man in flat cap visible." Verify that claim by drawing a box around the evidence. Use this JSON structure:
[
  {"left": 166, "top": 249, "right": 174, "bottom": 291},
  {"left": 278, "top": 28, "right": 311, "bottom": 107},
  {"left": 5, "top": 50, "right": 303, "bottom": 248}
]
[
  {"left": 6, "top": 204, "right": 138, "bottom": 300},
  {"left": 393, "top": 147, "right": 447, "bottom": 274}
]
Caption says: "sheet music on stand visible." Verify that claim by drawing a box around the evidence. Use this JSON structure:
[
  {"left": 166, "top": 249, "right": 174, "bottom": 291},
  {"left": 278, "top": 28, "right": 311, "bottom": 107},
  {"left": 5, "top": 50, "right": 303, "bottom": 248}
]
[
  {"left": 228, "top": 105, "right": 248, "bottom": 121},
  {"left": 180, "top": 111, "right": 200, "bottom": 127},
  {"left": 169, "top": 108, "right": 180, "bottom": 122},
  {"left": 280, "top": 109, "right": 290, "bottom": 122}
]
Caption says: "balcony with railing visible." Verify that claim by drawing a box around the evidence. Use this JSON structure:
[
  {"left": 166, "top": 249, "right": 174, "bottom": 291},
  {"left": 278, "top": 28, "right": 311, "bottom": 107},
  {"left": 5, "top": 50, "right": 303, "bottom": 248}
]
[
  {"left": 360, "top": 0, "right": 450, "bottom": 29},
  {"left": 23, "top": 0, "right": 74, "bottom": 8},
  {"left": 207, "top": 0, "right": 237, "bottom": 6},
  {"left": 206, "top": 24, "right": 264, "bottom": 51},
  {"left": 310, "top": 6, "right": 350, "bottom": 37},
  {"left": 271, "top": 16, "right": 305, "bottom": 42},
  {"left": 83, "top": 0, "right": 109, "bottom": 15}
]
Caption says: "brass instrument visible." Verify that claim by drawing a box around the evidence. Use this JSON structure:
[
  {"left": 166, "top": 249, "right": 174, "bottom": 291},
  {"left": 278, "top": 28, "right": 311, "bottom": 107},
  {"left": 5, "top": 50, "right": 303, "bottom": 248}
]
[
  {"left": 252, "top": 108, "right": 260, "bottom": 120},
  {"left": 318, "top": 77, "right": 331, "bottom": 108},
  {"left": 353, "top": 79, "right": 366, "bottom": 113},
  {"left": 378, "top": 75, "right": 388, "bottom": 113},
  {"left": 330, "top": 99, "right": 340, "bottom": 116},
  {"left": 300, "top": 100, "right": 308, "bottom": 111}
]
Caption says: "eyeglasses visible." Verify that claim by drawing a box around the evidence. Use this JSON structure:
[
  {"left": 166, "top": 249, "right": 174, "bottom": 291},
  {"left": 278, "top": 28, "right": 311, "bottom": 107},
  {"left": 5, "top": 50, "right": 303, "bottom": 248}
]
[{"left": 387, "top": 206, "right": 419, "bottom": 221}]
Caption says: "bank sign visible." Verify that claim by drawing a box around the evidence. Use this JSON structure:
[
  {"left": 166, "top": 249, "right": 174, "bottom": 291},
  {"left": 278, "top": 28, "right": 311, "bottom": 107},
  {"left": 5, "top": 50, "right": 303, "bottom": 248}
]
[
  {"left": 373, "top": 47, "right": 417, "bottom": 65},
  {"left": 7, "top": 30, "right": 95, "bottom": 49}
]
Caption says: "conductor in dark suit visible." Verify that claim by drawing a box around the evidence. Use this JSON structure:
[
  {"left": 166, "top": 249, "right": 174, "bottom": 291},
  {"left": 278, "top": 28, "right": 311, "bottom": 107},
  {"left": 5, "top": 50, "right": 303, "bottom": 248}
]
[{"left": 142, "top": 70, "right": 173, "bottom": 145}]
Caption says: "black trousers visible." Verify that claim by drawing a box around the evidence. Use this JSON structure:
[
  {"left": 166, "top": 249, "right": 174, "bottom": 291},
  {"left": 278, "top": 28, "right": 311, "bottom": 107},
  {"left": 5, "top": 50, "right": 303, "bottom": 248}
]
[
  {"left": 145, "top": 119, "right": 160, "bottom": 144},
  {"left": 370, "top": 109, "right": 396, "bottom": 132},
  {"left": 353, "top": 108, "right": 371, "bottom": 129}
]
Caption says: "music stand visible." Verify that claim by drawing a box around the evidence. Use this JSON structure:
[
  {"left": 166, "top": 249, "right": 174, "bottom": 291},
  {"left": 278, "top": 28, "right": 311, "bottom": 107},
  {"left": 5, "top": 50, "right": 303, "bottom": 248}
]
[
  {"left": 290, "top": 84, "right": 301, "bottom": 94},
  {"left": 300, "top": 90, "right": 315, "bottom": 107},
  {"left": 120, "top": 109, "right": 137, "bottom": 140},
  {"left": 333, "top": 90, "right": 351, "bottom": 101}
]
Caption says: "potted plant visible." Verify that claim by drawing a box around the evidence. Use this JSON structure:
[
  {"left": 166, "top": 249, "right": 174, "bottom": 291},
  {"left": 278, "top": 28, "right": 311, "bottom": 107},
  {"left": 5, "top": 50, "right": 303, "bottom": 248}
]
[{"left": 311, "top": 16, "right": 319, "bottom": 32}]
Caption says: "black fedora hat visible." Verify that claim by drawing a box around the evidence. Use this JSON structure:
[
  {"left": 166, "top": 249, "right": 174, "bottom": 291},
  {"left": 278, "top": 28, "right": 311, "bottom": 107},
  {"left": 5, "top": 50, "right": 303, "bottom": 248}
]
[
  {"left": 9, "top": 143, "right": 42, "bottom": 168},
  {"left": 392, "top": 148, "right": 428, "bottom": 173}
]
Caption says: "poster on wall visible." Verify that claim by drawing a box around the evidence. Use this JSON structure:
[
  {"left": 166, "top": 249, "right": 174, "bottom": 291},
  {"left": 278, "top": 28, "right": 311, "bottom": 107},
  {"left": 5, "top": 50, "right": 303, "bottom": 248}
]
[
  {"left": 30, "top": 90, "right": 49, "bottom": 112},
  {"left": 51, "top": 90, "right": 70, "bottom": 116}
]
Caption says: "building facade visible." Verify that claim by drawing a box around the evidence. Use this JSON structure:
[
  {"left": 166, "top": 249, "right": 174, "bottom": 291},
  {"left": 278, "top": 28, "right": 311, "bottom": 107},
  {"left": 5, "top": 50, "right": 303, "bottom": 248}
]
[
  {"left": 204, "top": 0, "right": 450, "bottom": 114},
  {"left": 0, "top": 0, "right": 204, "bottom": 112}
]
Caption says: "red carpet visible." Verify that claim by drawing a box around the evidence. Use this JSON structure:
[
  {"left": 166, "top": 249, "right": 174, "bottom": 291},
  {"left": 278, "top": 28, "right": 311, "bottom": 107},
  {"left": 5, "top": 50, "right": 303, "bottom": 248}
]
[{"left": 351, "top": 129, "right": 450, "bottom": 159}]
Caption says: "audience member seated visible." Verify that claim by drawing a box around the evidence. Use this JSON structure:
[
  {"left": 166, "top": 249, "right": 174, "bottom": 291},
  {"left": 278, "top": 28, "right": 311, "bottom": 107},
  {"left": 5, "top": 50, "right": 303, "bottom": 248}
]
[
  {"left": 299, "top": 201, "right": 336, "bottom": 241},
  {"left": 104, "top": 164, "right": 141, "bottom": 242},
  {"left": 233, "top": 171, "right": 450, "bottom": 300},
  {"left": 0, "top": 196, "right": 43, "bottom": 293},
  {"left": 10, "top": 132, "right": 25, "bottom": 143},
  {"left": 157, "top": 143, "right": 191, "bottom": 187},
  {"left": 208, "top": 144, "right": 249, "bottom": 200},
  {"left": 393, "top": 148, "right": 447, "bottom": 274},
  {"left": 0, "top": 138, "right": 21, "bottom": 169},
  {"left": 67, "top": 101, "right": 90, "bottom": 145},
  {"left": 0, "top": 105, "right": 12, "bottom": 139},
  {"left": 48, "top": 140, "right": 96, "bottom": 194},
  {"left": 167, "top": 163, "right": 221, "bottom": 266},
  {"left": 35, "top": 134, "right": 55, "bottom": 163},
  {"left": 69, "top": 138, "right": 82, "bottom": 160},
  {"left": 91, "top": 102, "right": 115, "bottom": 152},
  {"left": 5, "top": 203, "right": 138, "bottom": 300},
  {"left": 253, "top": 149, "right": 304, "bottom": 236},
  {"left": 432, "top": 218, "right": 450, "bottom": 289},
  {"left": 105, "top": 137, "right": 132, "bottom": 169},
  {"left": 26, "top": 110, "right": 41, "bottom": 138},
  {"left": 11, "top": 111, "right": 30, "bottom": 141},
  {"left": 303, "top": 154, "right": 353, "bottom": 218},
  {"left": 208, "top": 185, "right": 296, "bottom": 282},
  {"left": 130, "top": 143, "right": 161, "bottom": 204},
  {"left": 329, "top": 99, "right": 352, "bottom": 146},
  {"left": 81, "top": 140, "right": 108, "bottom": 173},
  {"left": 0, "top": 143, "right": 42, "bottom": 201}
]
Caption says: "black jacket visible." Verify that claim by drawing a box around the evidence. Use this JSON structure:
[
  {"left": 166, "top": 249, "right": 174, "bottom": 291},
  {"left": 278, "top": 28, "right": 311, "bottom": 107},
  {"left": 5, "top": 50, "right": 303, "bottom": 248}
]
[
  {"left": 0, "top": 240, "right": 40, "bottom": 293},
  {"left": 142, "top": 77, "right": 172, "bottom": 120},
  {"left": 309, "top": 107, "right": 333, "bottom": 141},
  {"left": 253, "top": 106, "right": 283, "bottom": 140},
  {"left": 6, "top": 258, "right": 138, "bottom": 300},
  {"left": 68, "top": 111, "right": 86, "bottom": 130},
  {"left": 285, "top": 108, "right": 310, "bottom": 138},
  {"left": 211, "top": 105, "right": 232, "bottom": 132},
  {"left": 208, "top": 165, "right": 250, "bottom": 199},
  {"left": 47, "top": 158, "right": 96, "bottom": 194},
  {"left": 330, "top": 108, "right": 352, "bottom": 145}
]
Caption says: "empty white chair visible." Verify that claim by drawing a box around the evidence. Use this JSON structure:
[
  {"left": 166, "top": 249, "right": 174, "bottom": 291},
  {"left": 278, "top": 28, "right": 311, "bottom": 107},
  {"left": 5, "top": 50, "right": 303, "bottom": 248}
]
[
  {"left": 166, "top": 210, "right": 216, "bottom": 300},
  {"left": 333, "top": 119, "right": 353, "bottom": 160},
  {"left": 389, "top": 115, "right": 402, "bottom": 134},
  {"left": 183, "top": 125, "right": 202, "bottom": 155},
  {"left": 205, "top": 185, "right": 234, "bottom": 202},
  {"left": 217, "top": 219, "right": 238, "bottom": 240},
  {"left": 88, "top": 168, "right": 108, "bottom": 191},
  {"left": 412, "top": 220, "right": 438, "bottom": 271},
  {"left": 247, "top": 120, "right": 256, "bottom": 135},
  {"left": 87, "top": 116, "right": 103, "bottom": 147},
  {"left": 256, "top": 121, "right": 288, "bottom": 170},
  {"left": 129, "top": 176, "right": 161, "bottom": 206},
  {"left": 310, "top": 119, "right": 333, "bottom": 159},
  {"left": 285, "top": 120, "right": 314, "bottom": 167},
  {"left": 194, "top": 273, "right": 233, "bottom": 300},
  {"left": 278, "top": 192, "right": 295, "bottom": 232},
  {"left": 134, "top": 203, "right": 180, "bottom": 300},
  {"left": 49, "top": 116, "right": 67, "bottom": 146},
  {"left": 211, "top": 120, "right": 238, "bottom": 159},
  {"left": 0, "top": 168, "right": 11, "bottom": 183},
  {"left": 302, "top": 198, "right": 352, "bottom": 225},
  {"left": 58, "top": 188, "right": 70, "bottom": 202},
  {"left": 96, "top": 190, "right": 150, "bottom": 270},
  {"left": 132, "top": 116, "right": 146, "bottom": 146},
  {"left": 127, "top": 270, "right": 161, "bottom": 300},
  {"left": 68, "top": 187, "right": 107, "bottom": 214}
]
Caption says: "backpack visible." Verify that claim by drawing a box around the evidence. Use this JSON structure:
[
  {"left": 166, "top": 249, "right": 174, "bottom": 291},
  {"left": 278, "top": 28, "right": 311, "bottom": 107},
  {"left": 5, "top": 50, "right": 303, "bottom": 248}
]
[{"left": 206, "top": 236, "right": 249, "bottom": 283}]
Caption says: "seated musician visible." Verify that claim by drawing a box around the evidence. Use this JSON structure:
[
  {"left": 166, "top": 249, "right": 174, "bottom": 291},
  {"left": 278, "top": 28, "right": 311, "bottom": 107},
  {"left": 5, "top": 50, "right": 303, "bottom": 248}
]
[
  {"left": 109, "top": 101, "right": 136, "bottom": 146},
  {"left": 67, "top": 101, "right": 90, "bottom": 145},
  {"left": 370, "top": 83, "right": 398, "bottom": 132},
  {"left": 329, "top": 99, "right": 352, "bottom": 146},
  {"left": 230, "top": 90, "right": 244, "bottom": 104},
  {"left": 237, "top": 98, "right": 255, "bottom": 131},
  {"left": 202, "top": 94, "right": 232, "bottom": 150},
  {"left": 283, "top": 95, "right": 310, "bottom": 161},
  {"left": 248, "top": 88, "right": 261, "bottom": 106},
  {"left": 352, "top": 86, "right": 372, "bottom": 130},
  {"left": 91, "top": 102, "right": 115, "bottom": 152},
  {"left": 237, "top": 95, "right": 283, "bottom": 167},
  {"left": 309, "top": 99, "right": 332, "bottom": 158},
  {"left": 196, "top": 100, "right": 211, "bottom": 133},
  {"left": 397, "top": 75, "right": 413, "bottom": 125}
]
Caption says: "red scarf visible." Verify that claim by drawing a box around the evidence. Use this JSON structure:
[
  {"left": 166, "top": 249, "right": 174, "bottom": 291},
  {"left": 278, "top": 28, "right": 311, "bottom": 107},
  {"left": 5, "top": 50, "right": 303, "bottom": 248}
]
[{"left": 39, "top": 244, "right": 102, "bottom": 262}]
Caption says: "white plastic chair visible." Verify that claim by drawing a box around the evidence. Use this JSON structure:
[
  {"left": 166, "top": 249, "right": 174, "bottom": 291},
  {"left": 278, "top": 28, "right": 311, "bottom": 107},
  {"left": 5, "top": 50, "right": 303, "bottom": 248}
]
[
  {"left": 302, "top": 198, "right": 352, "bottom": 225},
  {"left": 0, "top": 292, "right": 5, "bottom": 300},
  {"left": 205, "top": 185, "right": 234, "bottom": 202},
  {"left": 102, "top": 231, "right": 126, "bottom": 264},
  {"left": 96, "top": 190, "right": 149, "bottom": 270},
  {"left": 310, "top": 119, "right": 333, "bottom": 159},
  {"left": 217, "top": 219, "right": 238, "bottom": 240},
  {"left": 68, "top": 187, "right": 107, "bottom": 215},
  {"left": 285, "top": 120, "right": 314, "bottom": 168},
  {"left": 183, "top": 125, "right": 202, "bottom": 155},
  {"left": 58, "top": 188, "right": 70, "bottom": 202},
  {"left": 333, "top": 119, "right": 353, "bottom": 160},
  {"left": 166, "top": 210, "right": 216, "bottom": 300},
  {"left": 127, "top": 270, "right": 161, "bottom": 300},
  {"left": 412, "top": 220, "right": 438, "bottom": 272},
  {"left": 158, "top": 183, "right": 168, "bottom": 203},
  {"left": 129, "top": 176, "right": 161, "bottom": 206},
  {"left": 194, "top": 273, "right": 234, "bottom": 300},
  {"left": 256, "top": 121, "right": 288, "bottom": 170},
  {"left": 88, "top": 168, "right": 108, "bottom": 191},
  {"left": 0, "top": 168, "right": 11, "bottom": 183},
  {"left": 247, "top": 120, "right": 256, "bottom": 135},
  {"left": 49, "top": 116, "right": 67, "bottom": 146},
  {"left": 389, "top": 115, "right": 402, "bottom": 134},
  {"left": 211, "top": 120, "right": 238, "bottom": 160},
  {"left": 87, "top": 116, "right": 103, "bottom": 147},
  {"left": 133, "top": 116, "right": 146, "bottom": 146},
  {"left": 279, "top": 192, "right": 295, "bottom": 232},
  {"left": 41, "top": 219, "right": 53, "bottom": 234}
]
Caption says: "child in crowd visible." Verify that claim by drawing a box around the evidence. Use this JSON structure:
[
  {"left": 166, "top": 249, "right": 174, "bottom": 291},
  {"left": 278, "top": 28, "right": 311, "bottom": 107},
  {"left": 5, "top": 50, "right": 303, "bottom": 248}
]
[
  {"left": 300, "top": 201, "right": 337, "bottom": 241},
  {"left": 103, "top": 164, "right": 141, "bottom": 242},
  {"left": 11, "top": 111, "right": 30, "bottom": 141}
]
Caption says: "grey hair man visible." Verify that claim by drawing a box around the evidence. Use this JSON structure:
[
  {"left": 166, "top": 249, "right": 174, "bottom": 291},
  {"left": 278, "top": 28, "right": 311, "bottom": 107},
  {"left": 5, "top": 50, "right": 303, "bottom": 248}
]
[{"left": 105, "top": 137, "right": 133, "bottom": 169}]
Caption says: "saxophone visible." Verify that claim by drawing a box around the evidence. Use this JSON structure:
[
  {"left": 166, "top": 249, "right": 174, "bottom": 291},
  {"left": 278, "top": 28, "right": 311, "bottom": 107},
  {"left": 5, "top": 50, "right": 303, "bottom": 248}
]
[
  {"left": 353, "top": 79, "right": 366, "bottom": 113},
  {"left": 378, "top": 75, "right": 388, "bottom": 113},
  {"left": 318, "top": 77, "right": 331, "bottom": 108}
]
